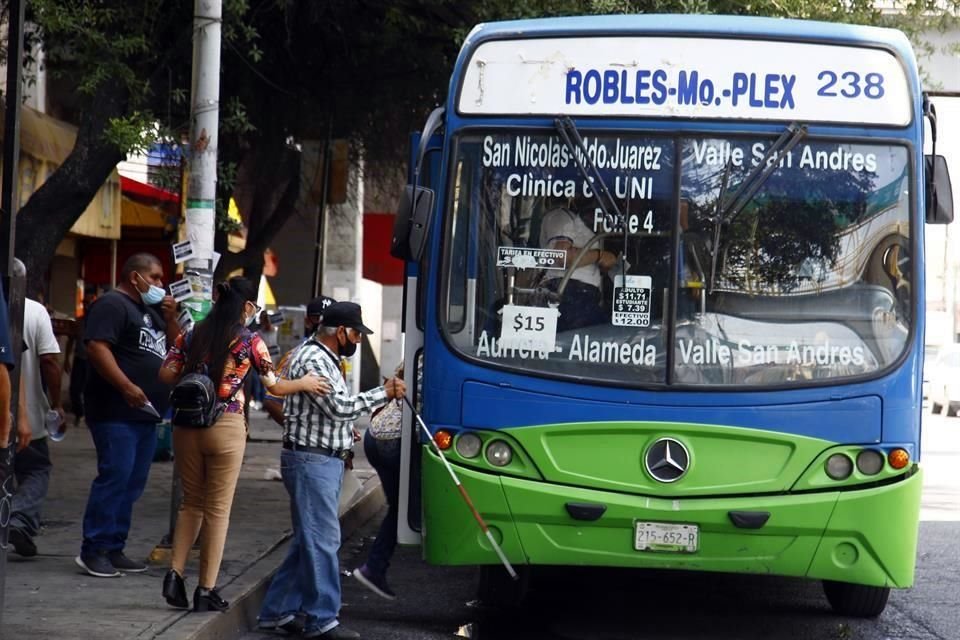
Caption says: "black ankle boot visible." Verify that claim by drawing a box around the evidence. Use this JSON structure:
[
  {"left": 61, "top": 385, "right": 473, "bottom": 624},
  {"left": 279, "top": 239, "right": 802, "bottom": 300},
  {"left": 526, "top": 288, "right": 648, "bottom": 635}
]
[
  {"left": 162, "top": 570, "right": 189, "bottom": 609},
  {"left": 193, "top": 586, "right": 229, "bottom": 612}
]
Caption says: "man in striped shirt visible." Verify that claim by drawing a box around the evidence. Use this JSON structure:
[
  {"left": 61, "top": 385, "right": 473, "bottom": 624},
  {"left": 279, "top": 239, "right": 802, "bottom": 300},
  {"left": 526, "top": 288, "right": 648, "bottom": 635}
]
[{"left": 258, "top": 301, "right": 405, "bottom": 640}]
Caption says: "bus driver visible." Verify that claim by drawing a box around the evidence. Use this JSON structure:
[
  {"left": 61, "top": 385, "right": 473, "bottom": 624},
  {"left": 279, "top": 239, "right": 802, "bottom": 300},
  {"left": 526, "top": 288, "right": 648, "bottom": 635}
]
[{"left": 539, "top": 198, "right": 619, "bottom": 331}]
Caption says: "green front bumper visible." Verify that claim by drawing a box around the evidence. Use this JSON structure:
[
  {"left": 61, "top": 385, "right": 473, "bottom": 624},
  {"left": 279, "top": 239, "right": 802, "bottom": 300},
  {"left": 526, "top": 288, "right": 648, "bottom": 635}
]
[{"left": 421, "top": 450, "right": 921, "bottom": 588}]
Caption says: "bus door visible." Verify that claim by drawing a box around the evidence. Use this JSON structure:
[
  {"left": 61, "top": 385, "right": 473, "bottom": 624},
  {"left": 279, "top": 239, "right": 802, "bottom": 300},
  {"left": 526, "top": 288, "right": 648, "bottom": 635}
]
[{"left": 397, "top": 112, "right": 444, "bottom": 545}]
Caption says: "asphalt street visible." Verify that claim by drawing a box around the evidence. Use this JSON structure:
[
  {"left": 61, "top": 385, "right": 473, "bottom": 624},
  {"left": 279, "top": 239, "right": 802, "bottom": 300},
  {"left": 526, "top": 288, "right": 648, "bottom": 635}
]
[{"left": 242, "top": 411, "right": 960, "bottom": 640}]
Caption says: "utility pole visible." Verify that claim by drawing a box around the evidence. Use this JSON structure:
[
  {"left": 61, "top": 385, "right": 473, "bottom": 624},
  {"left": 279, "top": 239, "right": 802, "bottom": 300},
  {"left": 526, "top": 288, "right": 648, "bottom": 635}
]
[
  {"left": 183, "top": 0, "right": 222, "bottom": 322},
  {"left": 0, "top": 0, "right": 26, "bottom": 627},
  {"left": 151, "top": 0, "right": 221, "bottom": 565}
]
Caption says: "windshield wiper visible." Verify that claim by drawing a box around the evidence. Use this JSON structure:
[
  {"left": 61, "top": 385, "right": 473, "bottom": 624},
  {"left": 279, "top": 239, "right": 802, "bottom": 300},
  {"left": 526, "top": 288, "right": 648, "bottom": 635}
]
[
  {"left": 708, "top": 122, "right": 807, "bottom": 292},
  {"left": 721, "top": 122, "right": 807, "bottom": 224},
  {"left": 555, "top": 116, "right": 626, "bottom": 231}
]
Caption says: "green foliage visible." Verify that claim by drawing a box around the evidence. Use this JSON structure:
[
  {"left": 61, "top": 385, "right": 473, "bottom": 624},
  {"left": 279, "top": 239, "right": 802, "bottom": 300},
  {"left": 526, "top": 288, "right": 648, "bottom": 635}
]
[
  {"left": 215, "top": 160, "right": 242, "bottom": 234},
  {"left": 221, "top": 96, "right": 256, "bottom": 137},
  {"left": 104, "top": 112, "right": 158, "bottom": 156},
  {"left": 30, "top": 0, "right": 167, "bottom": 102}
]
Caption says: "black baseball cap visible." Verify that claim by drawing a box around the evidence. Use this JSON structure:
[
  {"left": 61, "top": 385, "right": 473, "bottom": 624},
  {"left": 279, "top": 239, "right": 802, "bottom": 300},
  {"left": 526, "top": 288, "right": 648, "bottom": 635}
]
[
  {"left": 307, "top": 295, "right": 336, "bottom": 317},
  {"left": 321, "top": 301, "right": 373, "bottom": 335}
]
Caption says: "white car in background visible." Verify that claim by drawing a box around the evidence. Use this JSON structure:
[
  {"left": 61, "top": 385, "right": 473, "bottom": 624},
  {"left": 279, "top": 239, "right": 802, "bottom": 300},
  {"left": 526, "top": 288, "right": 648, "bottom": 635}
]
[{"left": 928, "top": 343, "right": 960, "bottom": 417}]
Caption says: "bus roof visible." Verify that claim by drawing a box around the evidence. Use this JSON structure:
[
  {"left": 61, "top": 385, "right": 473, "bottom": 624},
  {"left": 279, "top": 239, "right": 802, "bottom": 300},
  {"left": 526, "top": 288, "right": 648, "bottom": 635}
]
[
  {"left": 452, "top": 14, "right": 919, "bottom": 126},
  {"left": 460, "top": 14, "right": 913, "bottom": 52}
]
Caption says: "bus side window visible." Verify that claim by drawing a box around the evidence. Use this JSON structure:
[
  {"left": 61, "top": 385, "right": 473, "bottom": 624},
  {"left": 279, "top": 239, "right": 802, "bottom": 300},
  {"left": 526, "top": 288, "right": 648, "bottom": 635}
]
[
  {"left": 444, "top": 159, "right": 470, "bottom": 332},
  {"left": 416, "top": 147, "right": 442, "bottom": 332}
]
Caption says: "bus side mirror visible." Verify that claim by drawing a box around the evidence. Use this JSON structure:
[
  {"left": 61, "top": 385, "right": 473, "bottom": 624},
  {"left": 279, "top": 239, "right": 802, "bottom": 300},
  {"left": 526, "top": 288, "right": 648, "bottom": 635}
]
[
  {"left": 390, "top": 185, "right": 435, "bottom": 261},
  {"left": 925, "top": 154, "right": 954, "bottom": 224}
]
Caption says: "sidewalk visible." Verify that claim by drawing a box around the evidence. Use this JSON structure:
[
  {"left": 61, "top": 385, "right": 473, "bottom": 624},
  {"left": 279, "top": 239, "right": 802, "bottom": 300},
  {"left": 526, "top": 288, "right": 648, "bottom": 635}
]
[{"left": 3, "top": 411, "right": 382, "bottom": 640}]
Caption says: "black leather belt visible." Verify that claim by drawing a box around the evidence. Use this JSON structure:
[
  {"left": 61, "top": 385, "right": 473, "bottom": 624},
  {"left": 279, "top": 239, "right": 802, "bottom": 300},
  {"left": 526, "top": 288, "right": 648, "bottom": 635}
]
[{"left": 282, "top": 441, "right": 352, "bottom": 460}]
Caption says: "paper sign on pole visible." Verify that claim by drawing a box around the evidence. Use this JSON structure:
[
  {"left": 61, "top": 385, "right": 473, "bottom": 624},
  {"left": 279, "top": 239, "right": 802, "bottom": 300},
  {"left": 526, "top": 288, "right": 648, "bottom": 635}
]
[
  {"left": 168, "top": 279, "right": 193, "bottom": 302},
  {"left": 172, "top": 240, "right": 195, "bottom": 264},
  {"left": 185, "top": 208, "right": 215, "bottom": 260}
]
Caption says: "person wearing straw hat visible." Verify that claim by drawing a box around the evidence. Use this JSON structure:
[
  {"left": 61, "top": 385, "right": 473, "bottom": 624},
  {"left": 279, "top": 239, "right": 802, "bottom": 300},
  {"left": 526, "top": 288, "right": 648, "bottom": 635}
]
[{"left": 257, "top": 301, "right": 405, "bottom": 640}]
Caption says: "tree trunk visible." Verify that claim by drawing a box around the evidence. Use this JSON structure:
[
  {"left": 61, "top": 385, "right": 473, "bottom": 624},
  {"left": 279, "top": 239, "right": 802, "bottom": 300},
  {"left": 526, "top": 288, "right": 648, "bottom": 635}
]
[
  {"left": 15, "top": 80, "right": 127, "bottom": 297},
  {"left": 217, "top": 141, "right": 301, "bottom": 282}
]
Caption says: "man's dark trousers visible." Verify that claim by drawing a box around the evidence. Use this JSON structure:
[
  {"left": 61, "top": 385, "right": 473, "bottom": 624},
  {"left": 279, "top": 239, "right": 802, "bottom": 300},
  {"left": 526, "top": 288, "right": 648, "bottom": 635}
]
[
  {"left": 11, "top": 438, "right": 52, "bottom": 534},
  {"left": 81, "top": 420, "right": 157, "bottom": 554}
]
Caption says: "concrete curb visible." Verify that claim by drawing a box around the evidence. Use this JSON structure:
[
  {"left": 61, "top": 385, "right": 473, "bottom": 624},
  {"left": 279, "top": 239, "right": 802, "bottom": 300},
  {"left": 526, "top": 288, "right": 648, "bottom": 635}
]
[{"left": 153, "top": 476, "right": 384, "bottom": 640}]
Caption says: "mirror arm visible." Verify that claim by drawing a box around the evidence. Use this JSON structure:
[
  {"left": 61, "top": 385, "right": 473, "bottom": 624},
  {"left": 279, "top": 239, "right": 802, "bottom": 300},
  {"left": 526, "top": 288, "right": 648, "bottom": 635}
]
[{"left": 924, "top": 94, "right": 938, "bottom": 216}]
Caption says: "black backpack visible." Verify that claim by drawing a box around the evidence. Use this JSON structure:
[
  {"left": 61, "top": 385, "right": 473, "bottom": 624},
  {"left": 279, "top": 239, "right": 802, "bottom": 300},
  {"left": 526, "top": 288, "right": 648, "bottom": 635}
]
[
  {"left": 170, "top": 372, "right": 221, "bottom": 428},
  {"left": 169, "top": 332, "right": 251, "bottom": 428}
]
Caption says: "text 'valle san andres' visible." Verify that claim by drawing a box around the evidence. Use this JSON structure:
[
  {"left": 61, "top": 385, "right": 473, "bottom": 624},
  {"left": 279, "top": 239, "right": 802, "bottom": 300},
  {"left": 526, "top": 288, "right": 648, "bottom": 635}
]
[{"left": 476, "top": 331, "right": 866, "bottom": 368}]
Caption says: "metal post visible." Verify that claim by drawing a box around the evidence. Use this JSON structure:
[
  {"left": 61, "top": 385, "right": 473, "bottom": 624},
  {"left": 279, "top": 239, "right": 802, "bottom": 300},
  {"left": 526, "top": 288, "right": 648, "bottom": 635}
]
[
  {"left": 109, "top": 239, "right": 117, "bottom": 288},
  {"left": 0, "top": 0, "right": 26, "bottom": 627},
  {"left": 183, "top": 0, "right": 222, "bottom": 322},
  {"left": 312, "top": 124, "right": 333, "bottom": 298}
]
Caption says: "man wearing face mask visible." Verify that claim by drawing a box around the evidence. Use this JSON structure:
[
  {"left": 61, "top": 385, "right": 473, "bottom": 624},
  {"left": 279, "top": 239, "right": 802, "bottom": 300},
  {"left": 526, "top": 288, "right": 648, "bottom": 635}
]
[
  {"left": 77, "top": 253, "right": 179, "bottom": 578},
  {"left": 257, "top": 301, "right": 405, "bottom": 640}
]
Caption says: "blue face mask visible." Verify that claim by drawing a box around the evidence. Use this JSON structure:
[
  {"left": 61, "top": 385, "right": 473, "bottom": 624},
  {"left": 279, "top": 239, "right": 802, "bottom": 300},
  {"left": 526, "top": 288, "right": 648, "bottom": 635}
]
[{"left": 136, "top": 273, "right": 166, "bottom": 306}]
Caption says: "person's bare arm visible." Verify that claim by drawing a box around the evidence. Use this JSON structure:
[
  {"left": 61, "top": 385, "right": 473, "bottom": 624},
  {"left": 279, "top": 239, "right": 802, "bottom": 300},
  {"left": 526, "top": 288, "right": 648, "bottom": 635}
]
[
  {"left": 266, "top": 375, "right": 330, "bottom": 397},
  {"left": 552, "top": 239, "right": 614, "bottom": 270},
  {"left": 160, "top": 296, "right": 180, "bottom": 344},
  {"left": 39, "top": 353, "right": 64, "bottom": 422},
  {"left": 87, "top": 340, "right": 148, "bottom": 408},
  {"left": 263, "top": 398, "right": 285, "bottom": 425},
  {"left": 16, "top": 382, "right": 31, "bottom": 451},
  {"left": 158, "top": 367, "right": 180, "bottom": 387}
]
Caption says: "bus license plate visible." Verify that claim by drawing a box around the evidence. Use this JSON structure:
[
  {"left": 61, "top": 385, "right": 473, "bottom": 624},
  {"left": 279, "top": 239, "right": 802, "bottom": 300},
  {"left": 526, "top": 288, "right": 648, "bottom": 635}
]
[{"left": 634, "top": 521, "right": 699, "bottom": 553}]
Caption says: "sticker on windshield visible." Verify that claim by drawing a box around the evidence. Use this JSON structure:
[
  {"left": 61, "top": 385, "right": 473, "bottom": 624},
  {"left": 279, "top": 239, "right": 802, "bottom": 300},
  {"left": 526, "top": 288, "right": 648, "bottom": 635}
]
[
  {"left": 613, "top": 275, "right": 652, "bottom": 327},
  {"left": 499, "top": 304, "right": 559, "bottom": 353},
  {"left": 497, "top": 246, "right": 566, "bottom": 270}
]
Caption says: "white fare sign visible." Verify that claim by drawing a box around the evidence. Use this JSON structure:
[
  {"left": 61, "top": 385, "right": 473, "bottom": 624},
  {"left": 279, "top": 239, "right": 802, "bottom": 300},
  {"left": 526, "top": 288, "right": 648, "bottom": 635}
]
[{"left": 499, "top": 304, "right": 560, "bottom": 353}]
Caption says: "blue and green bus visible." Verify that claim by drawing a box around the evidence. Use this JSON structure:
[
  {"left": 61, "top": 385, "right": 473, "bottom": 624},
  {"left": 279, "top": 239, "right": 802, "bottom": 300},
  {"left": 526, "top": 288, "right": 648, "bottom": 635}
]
[{"left": 391, "top": 14, "right": 953, "bottom": 617}]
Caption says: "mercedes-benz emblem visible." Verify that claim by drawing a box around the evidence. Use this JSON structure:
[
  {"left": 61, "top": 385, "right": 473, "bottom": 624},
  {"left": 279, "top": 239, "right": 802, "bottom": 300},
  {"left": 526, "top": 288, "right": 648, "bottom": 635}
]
[{"left": 645, "top": 438, "right": 690, "bottom": 483}]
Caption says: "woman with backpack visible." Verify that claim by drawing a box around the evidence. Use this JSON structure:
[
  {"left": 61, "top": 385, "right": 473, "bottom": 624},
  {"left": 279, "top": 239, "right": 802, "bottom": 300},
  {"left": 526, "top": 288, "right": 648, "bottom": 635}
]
[{"left": 158, "top": 277, "right": 329, "bottom": 612}]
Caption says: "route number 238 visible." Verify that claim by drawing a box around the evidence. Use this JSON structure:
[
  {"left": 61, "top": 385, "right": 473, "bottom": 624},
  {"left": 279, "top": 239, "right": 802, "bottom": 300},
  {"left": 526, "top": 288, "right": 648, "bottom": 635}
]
[{"left": 817, "top": 71, "right": 884, "bottom": 99}]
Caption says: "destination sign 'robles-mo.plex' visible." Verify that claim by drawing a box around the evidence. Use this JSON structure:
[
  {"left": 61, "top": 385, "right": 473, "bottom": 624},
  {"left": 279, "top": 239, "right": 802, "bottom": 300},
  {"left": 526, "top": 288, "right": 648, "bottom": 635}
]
[{"left": 458, "top": 37, "right": 911, "bottom": 126}]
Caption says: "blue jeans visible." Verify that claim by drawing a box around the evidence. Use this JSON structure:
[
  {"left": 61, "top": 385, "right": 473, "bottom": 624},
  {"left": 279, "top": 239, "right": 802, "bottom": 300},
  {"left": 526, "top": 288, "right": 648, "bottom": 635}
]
[
  {"left": 81, "top": 421, "right": 157, "bottom": 555},
  {"left": 259, "top": 448, "right": 344, "bottom": 635},
  {"left": 363, "top": 430, "right": 401, "bottom": 577}
]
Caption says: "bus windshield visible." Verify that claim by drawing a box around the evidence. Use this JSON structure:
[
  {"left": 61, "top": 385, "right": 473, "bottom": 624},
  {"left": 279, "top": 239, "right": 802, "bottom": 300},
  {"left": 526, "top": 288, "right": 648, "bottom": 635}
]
[{"left": 441, "top": 131, "right": 911, "bottom": 387}]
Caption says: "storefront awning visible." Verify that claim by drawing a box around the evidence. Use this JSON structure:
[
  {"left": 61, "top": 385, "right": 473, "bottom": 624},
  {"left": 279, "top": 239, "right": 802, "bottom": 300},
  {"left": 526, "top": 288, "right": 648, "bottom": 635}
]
[
  {"left": 1, "top": 105, "right": 122, "bottom": 239},
  {"left": 120, "top": 176, "right": 178, "bottom": 230}
]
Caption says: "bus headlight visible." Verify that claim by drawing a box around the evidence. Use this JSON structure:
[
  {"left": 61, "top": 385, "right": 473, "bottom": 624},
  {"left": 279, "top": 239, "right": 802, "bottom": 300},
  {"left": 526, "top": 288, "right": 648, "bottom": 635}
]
[
  {"left": 856, "top": 449, "right": 884, "bottom": 475},
  {"left": 456, "top": 433, "right": 482, "bottom": 458},
  {"left": 825, "top": 454, "right": 853, "bottom": 480},
  {"left": 485, "top": 441, "right": 513, "bottom": 467}
]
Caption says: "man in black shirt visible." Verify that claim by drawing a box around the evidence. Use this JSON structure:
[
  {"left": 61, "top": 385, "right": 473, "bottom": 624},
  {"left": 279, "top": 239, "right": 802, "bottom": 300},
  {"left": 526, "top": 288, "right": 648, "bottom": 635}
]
[{"left": 77, "top": 253, "right": 179, "bottom": 578}]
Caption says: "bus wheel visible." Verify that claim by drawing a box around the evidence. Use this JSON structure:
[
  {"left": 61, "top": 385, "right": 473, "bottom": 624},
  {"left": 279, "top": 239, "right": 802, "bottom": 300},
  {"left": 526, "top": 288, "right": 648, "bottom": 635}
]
[
  {"left": 822, "top": 580, "right": 890, "bottom": 617},
  {"left": 931, "top": 401, "right": 943, "bottom": 415},
  {"left": 948, "top": 403, "right": 959, "bottom": 418},
  {"left": 477, "top": 565, "right": 530, "bottom": 609}
]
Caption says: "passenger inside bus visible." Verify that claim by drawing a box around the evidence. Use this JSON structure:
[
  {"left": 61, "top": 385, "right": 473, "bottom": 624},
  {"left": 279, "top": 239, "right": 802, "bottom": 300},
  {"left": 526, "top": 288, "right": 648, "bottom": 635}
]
[{"left": 538, "top": 195, "right": 619, "bottom": 331}]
